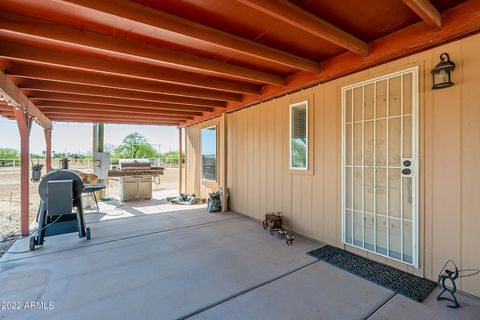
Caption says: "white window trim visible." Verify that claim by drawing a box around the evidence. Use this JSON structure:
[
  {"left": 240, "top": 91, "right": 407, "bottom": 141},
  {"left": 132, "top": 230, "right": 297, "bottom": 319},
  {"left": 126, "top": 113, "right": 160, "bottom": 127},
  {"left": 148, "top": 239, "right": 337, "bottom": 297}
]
[
  {"left": 289, "top": 100, "right": 309, "bottom": 171},
  {"left": 200, "top": 125, "right": 217, "bottom": 182},
  {"left": 341, "top": 66, "right": 420, "bottom": 268}
]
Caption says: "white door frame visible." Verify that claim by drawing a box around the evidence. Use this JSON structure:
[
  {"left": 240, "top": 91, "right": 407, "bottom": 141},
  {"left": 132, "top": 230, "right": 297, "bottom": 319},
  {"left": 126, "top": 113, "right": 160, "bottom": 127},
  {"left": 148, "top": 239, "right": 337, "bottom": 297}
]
[{"left": 341, "top": 66, "right": 419, "bottom": 268}]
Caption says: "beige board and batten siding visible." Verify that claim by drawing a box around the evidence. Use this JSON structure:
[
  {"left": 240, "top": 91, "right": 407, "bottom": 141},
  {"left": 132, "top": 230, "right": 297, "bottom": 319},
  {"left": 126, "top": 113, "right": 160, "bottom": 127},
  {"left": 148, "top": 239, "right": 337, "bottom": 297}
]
[{"left": 185, "top": 33, "right": 480, "bottom": 298}]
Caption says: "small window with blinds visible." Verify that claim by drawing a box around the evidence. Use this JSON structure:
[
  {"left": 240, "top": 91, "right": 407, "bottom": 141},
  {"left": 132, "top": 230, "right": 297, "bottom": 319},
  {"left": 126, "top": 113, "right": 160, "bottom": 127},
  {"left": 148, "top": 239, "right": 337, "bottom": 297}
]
[{"left": 290, "top": 100, "right": 308, "bottom": 170}]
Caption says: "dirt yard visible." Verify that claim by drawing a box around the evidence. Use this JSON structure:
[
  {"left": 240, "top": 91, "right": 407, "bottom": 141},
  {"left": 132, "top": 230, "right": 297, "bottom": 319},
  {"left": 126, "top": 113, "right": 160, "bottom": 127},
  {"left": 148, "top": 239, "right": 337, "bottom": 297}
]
[{"left": 0, "top": 167, "right": 182, "bottom": 246}]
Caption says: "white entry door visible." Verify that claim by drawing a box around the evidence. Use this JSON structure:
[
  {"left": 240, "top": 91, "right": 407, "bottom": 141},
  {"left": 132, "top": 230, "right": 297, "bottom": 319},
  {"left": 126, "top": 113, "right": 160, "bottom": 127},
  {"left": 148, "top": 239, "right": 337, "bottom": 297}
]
[{"left": 342, "top": 67, "right": 419, "bottom": 267}]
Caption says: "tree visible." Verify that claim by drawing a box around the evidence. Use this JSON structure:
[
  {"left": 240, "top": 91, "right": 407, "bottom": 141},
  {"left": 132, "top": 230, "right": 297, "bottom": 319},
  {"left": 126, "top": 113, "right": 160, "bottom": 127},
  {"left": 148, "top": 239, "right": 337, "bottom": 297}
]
[
  {"left": 0, "top": 148, "right": 19, "bottom": 166},
  {"left": 114, "top": 133, "right": 158, "bottom": 159}
]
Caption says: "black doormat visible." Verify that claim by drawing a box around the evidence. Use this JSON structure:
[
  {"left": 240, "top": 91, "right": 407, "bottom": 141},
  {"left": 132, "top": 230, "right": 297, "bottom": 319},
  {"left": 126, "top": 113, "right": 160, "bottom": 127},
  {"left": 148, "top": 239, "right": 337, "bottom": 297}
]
[{"left": 307, "top": 245, "right": 436, "bottom": 302}]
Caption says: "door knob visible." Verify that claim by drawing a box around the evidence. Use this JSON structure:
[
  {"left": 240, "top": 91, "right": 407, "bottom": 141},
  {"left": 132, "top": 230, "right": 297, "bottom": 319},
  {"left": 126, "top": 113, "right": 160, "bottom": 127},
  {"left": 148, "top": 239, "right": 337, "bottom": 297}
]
[
  {"left": 403, "top": 160, "right": 411, "bottom": 167},
  {"left": 402, "top": 168, "right": 411, "bottom": 175}
]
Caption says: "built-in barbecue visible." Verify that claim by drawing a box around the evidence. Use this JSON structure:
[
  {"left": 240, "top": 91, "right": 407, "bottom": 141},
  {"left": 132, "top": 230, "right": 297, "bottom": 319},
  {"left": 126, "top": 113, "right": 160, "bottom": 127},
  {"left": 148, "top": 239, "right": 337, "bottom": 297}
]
[{"left": 108, "top": 159, "right": 164, "bottom": 202}]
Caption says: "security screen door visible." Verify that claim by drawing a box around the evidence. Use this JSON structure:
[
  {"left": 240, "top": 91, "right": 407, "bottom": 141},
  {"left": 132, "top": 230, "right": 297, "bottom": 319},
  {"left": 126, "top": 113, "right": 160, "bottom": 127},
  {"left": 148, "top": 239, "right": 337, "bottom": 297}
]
[{"left": 342, "top": 67, "right": 419, "bottom": 267}]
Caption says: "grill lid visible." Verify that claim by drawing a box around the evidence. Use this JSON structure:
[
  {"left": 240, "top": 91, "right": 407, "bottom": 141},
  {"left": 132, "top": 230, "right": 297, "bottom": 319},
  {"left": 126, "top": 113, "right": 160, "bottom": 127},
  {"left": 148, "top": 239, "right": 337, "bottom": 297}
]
[{"left": 119, "top": 159, "right": 152, "bottom": 171}]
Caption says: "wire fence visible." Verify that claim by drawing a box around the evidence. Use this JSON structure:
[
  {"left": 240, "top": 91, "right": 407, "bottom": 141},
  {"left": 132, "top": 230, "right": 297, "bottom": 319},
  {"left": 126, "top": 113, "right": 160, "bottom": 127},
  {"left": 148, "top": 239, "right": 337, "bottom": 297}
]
[{"left": 0, "top": 157, "right": 183, "bottom": 170}]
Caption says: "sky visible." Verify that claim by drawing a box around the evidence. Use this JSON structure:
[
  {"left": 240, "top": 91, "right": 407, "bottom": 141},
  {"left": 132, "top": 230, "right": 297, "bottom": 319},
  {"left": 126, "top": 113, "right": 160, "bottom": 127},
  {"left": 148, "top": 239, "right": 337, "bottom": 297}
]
[
  {"left": 0, "top": 117, "right": 180, "bottom": 155},
  {"left": 201, "top": 126, "right": 216, "bottom": 155}
]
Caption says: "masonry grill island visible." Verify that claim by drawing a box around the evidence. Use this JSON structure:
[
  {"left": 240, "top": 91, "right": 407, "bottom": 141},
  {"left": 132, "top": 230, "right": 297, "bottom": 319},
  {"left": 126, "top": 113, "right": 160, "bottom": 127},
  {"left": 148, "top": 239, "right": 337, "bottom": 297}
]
[{"left": 108, "top": 159, "right": 164, "bottom": 202}]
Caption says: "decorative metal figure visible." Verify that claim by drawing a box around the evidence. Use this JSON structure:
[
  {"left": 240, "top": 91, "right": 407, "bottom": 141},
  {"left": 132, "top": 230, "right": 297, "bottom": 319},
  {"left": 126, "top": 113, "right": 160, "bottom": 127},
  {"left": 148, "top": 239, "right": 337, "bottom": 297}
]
[
  {"left": 437, "top": 261, "right": 460, "bottom": 308},
  {"left": 437, "top": 259, "right": 480, "bottom": 309}
]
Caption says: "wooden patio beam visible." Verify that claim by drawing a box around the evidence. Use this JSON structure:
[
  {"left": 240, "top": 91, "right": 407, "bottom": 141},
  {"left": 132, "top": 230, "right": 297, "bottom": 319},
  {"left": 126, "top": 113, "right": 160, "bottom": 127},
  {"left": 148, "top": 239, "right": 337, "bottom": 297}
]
[
  {"left": 0, "top": 108, "right": 14, "bottom": 115},
  {"left": 0, "top": 15, "right": 285, "bottom": 86},
  {"left": 33, "top": 100, "right": 211, "bottom": 114},
  {"left": 403, "top": 0, "right": 443, "bottom": 29},
  {"left": 28, "top": 95, "right": 215, "bottom": 113},
  {"left": 24, "top": 87, "right": 226, "bottom": 108},
  {"left": 49, "top": 116, "right": 181, "bottom": 126},
  {"left": 46, "top": 113, "right": 185, "bottom": 122},
  {"left": 29, "top": 92, "right": 219, "bottom": 112},
  {"left": 0, "top": 70, "right": 52, "bottom": 128},
  {"left": 38, "top": 106, "right": 198, "bottom": 119},
  {"left": 237, "top": 0, "right": 369, "bottom": 56},
  {"left": 184, "top": 0, "right": 480, "bottom": 126},
  {"left": 0, "top": 44, "right": 255, "bottom": 97},
  {"left": 42, "top": 109, "right": 190, "bottom": 121},
  {"left": 0, "top": 0, "right": 321, "bottom": 73},
  {"left": 10, "top": 70, "right": 242, "bottom": 102}
]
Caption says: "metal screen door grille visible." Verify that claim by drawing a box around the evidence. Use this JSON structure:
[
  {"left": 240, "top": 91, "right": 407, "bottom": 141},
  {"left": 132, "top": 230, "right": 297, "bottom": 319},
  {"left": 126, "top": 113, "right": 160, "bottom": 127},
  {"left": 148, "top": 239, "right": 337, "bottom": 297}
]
[{"left": 342, "top": 67, "right": 419, "bottom": 267}]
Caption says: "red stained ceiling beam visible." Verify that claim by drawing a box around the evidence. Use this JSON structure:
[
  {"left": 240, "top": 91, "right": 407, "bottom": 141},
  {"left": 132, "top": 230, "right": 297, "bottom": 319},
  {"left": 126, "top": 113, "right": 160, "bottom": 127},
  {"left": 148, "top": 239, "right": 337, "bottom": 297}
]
[
  {"left": 0, "top": 15, "right": 285, "bottom": 86},
  {"left": 0, "top": 0, "right": 321, "bottom": 73},
  {"left": 0, "top": 42, "right": 259, "bottom": 95},
  {"left": 36, "top": 105, "right": 201, "bottom": 118},
  {"left": 24, "top": 86, "right": 225, "bottom": 108},
  {"left": 50, "top": 116, "right": 181, "bottom": 126},
  {"left": 0, "top": 70, "right": 52, "bottom": 128},
  {"left": 0, "top": 106, "right": 15, "bottom": 119},
  {"left": 46, "top": 113, "right": 183, "bottom": 124},
  {"left": 403, "top": 0, "right": 443, "bottom": 29},
  {"left": 0, "top": 113, "right": 15, "bottom": 120},
  {"left": 33, "top": 100, "right": 211, "bottom": 114},
  {"left": 237, "top": 0, "right": 369, "bottom": 56},
  {"left": 184, "top": 0, "right": 480, "bottom": 126},
  {"left": 41, "top": 108, "right": 191, "bottom": 121},
  {"left": 28, "top": 93, "right": 218, "bottom": 112},
  {"left": 0, "top": 106, "right": 13, "bottom": 112},
  {"left": 7, "top": 66, "right": 242, "bottom": 102}
]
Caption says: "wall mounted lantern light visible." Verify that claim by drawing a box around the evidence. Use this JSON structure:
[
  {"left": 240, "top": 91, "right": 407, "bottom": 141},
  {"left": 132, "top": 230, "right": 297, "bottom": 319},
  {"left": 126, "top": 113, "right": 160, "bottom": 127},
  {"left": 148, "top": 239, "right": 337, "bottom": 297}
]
[{"left": 431, "top": 53, "right": 455, "bottom": 89}]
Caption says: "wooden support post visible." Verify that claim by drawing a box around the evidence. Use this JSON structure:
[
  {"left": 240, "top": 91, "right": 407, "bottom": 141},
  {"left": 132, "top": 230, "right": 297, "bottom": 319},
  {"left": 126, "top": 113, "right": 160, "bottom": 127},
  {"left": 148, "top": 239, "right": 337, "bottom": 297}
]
[
  {"left": 184, "top": 127, "right": 188, "bottom": 194},
  {"left": 44, "top": 128, "right": 51, "bottom": 172},
  {"left": 221, "top": 113, "right": 228, "bottom": 212},
  {"left": 178, "top": 127, "right": 183, "bottom": 194},
  {"left": 13, "top": 107, "right": 32, "bottom": 236}
]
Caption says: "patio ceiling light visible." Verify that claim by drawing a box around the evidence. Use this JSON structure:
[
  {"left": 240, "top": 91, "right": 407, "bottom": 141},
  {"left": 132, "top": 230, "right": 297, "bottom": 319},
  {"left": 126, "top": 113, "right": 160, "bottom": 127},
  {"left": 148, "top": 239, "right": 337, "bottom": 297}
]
[{"left": 431, "top": 53, "right": 455, "bottom": 89}]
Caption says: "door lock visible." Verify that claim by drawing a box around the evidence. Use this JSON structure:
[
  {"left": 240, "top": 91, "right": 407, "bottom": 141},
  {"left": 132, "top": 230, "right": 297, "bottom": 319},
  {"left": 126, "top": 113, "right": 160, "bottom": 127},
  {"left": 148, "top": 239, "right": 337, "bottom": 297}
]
[
  {"left": 402, "top": 168, "right": 411, "bottom": 175},
  {"left": 403, "top": 160, "right": 411, "bottom": 167}
]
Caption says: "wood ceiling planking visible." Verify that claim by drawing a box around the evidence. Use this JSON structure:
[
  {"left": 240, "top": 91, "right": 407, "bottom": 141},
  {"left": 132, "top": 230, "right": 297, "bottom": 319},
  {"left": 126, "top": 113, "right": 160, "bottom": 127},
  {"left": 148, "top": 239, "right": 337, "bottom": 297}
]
[
  {"left": 0, "top": 0, "right": 475, "bottom": 126},
  {"left": 0, "top": 29, "right": 285, "bottom": 85},
  {"left": 0, "top": 0, "right": 318, "bottom": 74},
  {"left": 23, "top": 88, "right": 226, "bottom": 108},
  {"left": 8, "top": 71, "right": 243, "bottom": 102},
  {"left": 132, "top": 0, "right": 346, "bottom": 61}
]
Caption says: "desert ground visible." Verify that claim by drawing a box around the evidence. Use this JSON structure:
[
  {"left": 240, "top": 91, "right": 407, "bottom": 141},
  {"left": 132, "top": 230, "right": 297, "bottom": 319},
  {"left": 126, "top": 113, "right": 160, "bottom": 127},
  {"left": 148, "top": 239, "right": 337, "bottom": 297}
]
[{"left": 0, "top": 166, "right": 183, "bottom": 248}]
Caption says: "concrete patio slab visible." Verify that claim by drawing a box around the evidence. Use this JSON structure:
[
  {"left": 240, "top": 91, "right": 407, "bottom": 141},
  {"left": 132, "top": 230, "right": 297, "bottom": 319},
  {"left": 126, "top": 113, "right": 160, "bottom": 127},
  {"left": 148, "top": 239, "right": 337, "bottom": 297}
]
[
  {"left": 0, "top": 210, "right": 319, "bottom": 320},
  {"left": 2, "top": 208, "right": 227, "bottom": 262},
  {"left": 1, "top": 209, "right": 479, "bottom": 320},
  {"left": 368, "top": 288, "right": 480, "bottom": 320},
  {"left": 85, "top": 190, "right": 207, "bottom": 223},
  {"left": 189, "top": 261, "right": 396, "bottom": 320}
]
